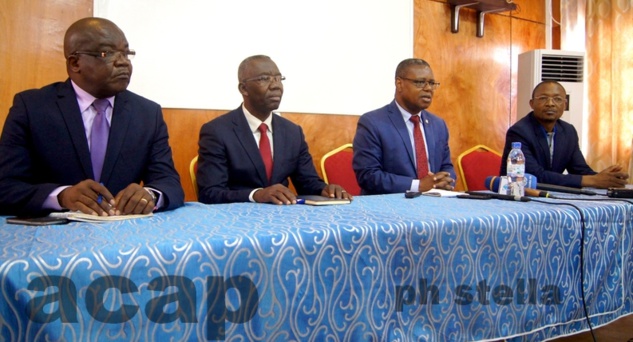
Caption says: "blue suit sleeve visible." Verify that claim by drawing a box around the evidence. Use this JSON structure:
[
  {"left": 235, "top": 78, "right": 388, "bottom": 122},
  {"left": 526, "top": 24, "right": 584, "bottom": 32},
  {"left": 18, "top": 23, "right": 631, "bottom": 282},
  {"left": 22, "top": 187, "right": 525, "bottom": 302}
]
[{"left": 353, "top": 115, "right": 415, "bottom": 194}]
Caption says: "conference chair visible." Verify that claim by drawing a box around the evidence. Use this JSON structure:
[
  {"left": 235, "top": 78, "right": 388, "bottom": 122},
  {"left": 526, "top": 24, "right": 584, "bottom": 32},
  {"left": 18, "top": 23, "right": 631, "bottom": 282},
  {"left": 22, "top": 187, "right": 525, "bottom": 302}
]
[
  {"left": 457, "top": 144, "right": 502, "bottom": 191},
  {"left": 189, "top": 155, "right": 198, "bottom": 199},
  {"left": 320, "top": 143, "right": 361, "bottom": 196}
]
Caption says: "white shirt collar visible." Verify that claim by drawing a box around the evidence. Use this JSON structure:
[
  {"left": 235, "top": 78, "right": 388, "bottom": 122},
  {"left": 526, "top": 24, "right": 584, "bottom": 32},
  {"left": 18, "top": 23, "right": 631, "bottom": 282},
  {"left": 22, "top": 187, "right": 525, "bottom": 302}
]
[{"left": 242, "top": 104, "right": 274, "bottom": 134}]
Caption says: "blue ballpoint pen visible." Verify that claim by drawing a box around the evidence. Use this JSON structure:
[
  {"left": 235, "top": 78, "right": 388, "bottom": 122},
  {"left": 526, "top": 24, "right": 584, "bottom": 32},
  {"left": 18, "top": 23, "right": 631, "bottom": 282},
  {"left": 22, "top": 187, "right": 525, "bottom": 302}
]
[{"left": 97, "top": 182, "right": 104, "bottom": 204}]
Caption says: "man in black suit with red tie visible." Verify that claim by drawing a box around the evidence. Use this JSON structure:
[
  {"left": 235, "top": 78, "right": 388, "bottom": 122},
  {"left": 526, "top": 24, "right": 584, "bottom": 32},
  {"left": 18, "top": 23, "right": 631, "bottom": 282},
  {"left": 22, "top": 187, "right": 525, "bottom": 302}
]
[
  {"left": 0, "top": 17, "right": 184, "bottom": 217},
  {"left": 196, "top": 55, "right": 352, "bottom": 204}
]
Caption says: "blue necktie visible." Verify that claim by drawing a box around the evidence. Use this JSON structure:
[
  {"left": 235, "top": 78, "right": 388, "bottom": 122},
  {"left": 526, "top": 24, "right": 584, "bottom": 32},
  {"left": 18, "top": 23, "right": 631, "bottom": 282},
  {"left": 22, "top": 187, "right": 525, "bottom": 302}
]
[{"left": 91, "top": 99, "right": 110, "bottom": 182}]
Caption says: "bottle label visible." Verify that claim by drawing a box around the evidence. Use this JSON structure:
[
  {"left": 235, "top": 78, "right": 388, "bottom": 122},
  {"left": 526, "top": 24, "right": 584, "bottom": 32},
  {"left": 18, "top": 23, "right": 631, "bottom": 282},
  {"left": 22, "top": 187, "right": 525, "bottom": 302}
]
[{"left": 507, "top": 164, "right": 525, "bottom": 177}]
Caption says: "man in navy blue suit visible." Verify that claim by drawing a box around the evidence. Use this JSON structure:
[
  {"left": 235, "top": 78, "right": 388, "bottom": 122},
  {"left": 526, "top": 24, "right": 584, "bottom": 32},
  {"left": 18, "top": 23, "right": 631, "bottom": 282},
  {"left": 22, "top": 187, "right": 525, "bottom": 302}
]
[
  {"left": 353, "top": 58, "right": 456, "bottom": 195},
  {"left": 0, "top": 17, "right": 184, "bottom": 217},
  {"left": 500, "top": 80, "right": 628, "bottom": 188},
  {"left": 196, "top": 55, "right": 353, "bottom": 204}
]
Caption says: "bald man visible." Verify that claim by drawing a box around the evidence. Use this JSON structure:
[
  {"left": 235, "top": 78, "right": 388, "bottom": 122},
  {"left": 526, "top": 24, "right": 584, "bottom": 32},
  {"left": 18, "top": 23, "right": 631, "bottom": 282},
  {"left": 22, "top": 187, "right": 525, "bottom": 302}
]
[
  {"left": 0, "top": 17, "right": 184, "bottom": 217},
  {"left": 196, "top": 55, "right": 352, "bottom": 204}
]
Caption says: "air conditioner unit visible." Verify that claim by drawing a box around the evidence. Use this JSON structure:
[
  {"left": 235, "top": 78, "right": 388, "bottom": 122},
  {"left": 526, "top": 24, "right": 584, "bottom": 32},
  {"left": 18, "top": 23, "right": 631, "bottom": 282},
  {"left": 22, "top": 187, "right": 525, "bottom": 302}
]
[{"left": 517, "top": 49, "right": 586, "bottom": 154}]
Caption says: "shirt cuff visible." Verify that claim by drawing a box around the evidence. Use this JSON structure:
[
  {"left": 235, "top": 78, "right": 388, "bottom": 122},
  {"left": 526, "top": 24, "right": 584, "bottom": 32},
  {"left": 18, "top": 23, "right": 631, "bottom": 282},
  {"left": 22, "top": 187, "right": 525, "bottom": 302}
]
[
  {"left": 410, "top": 180, "right": 420, "bottom": 192},
  {"left": 249, "top": 188, "right": 262, "bottom": 202},
  {"left": 144, "top": 187, "right": 163, "bottom": 210},
  {"left": 43, "top": 186, "right": 71, "bottom": 210}
]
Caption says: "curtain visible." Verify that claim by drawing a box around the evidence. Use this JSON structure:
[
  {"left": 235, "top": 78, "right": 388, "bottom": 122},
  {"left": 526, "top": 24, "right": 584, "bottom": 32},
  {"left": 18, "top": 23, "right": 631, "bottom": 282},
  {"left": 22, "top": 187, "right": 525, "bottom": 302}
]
[{"left": 585, "top": 1, "right": 633, "bottom": 180}]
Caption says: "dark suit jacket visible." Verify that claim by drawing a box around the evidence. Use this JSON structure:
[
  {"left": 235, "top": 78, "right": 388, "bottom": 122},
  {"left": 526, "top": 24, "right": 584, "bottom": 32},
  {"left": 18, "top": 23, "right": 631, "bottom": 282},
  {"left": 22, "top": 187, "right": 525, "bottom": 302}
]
[
  {"left": 500, "top": 112, "right": 595, "bottom": 188},
  {"left": 352, "top": 100, "right": 456, "bottom": 195},
  {"left": 197, "top": 107, "right": 326, "bottom": 204},
  {"left": 0, "top": 80, "right": 184, "bottom": 216}
]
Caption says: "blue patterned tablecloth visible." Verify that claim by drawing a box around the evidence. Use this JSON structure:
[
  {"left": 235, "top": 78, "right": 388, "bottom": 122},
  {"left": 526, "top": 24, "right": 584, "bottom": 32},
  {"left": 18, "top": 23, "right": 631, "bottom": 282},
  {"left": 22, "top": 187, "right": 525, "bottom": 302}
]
[{"left": 1, "top": 194, "right": 632, "bottom": 341}]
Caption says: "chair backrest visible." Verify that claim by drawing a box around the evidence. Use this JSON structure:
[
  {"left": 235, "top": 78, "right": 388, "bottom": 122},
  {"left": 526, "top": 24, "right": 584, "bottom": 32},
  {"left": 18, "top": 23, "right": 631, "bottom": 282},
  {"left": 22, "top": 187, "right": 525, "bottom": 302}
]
[
  {"left": 320, "top": 143, "right": 361, "bottom": 196},
  {"left": 190, "top": 155, "right": 198, "bottom": 199},
  {"left": 457, "top": 145, "right": 502, "bottom": 191}
]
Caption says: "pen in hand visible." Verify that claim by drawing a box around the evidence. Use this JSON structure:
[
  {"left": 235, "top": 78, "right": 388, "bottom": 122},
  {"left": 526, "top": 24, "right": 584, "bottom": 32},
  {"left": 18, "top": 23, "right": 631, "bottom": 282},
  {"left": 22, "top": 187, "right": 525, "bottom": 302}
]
[
  {"left": 97, "top": 182, "right": 115, "bottom": 216},
  {"left": 97, "top": 182, "right": 104, "bottom": 204}
]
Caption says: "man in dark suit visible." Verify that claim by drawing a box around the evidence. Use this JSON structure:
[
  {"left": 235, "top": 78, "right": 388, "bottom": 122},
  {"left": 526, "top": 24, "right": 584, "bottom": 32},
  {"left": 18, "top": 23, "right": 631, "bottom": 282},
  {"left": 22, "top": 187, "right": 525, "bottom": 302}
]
[
  {"left": 500, "top": 80, "right": 628, "bottom": 188},
  {"left": 0, "top": 17, "right": 184, "bottom": 217},
  {"left": 196, "top": 55, "right": 352, "bottom": 204},
  {"left": 353, "top": 58, "right": 455, "bottom": 195}
]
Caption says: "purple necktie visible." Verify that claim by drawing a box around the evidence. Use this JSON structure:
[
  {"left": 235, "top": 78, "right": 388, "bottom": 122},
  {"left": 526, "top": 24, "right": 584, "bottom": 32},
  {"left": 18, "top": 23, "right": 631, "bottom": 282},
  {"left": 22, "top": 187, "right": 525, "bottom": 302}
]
[{"left": 91, "top": 99, "right": 110, "bottom": 182}]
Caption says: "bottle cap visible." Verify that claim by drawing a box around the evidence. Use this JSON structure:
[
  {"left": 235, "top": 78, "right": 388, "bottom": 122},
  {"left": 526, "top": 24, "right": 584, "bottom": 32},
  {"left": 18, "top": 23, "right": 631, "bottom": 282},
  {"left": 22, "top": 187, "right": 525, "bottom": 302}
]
[{"left": 512, "top": 142, "right": 522, "bottom": 149}]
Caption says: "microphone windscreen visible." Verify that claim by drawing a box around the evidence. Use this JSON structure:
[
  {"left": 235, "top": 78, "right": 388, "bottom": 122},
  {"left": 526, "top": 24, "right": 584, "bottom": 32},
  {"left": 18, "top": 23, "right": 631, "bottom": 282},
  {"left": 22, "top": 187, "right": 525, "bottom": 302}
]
[
  {"left": 524, "top": 173, "right": 537, "bottom": 189},
  {"left": 484, "top": 176, "right": 501, "bottom": 192}
]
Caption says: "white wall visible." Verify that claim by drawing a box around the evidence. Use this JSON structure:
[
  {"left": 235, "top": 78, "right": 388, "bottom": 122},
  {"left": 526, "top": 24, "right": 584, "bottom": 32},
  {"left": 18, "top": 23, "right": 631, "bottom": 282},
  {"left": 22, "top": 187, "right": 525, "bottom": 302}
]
[{"left": 95, "top": 0, "right": 413, "bottom": 115}]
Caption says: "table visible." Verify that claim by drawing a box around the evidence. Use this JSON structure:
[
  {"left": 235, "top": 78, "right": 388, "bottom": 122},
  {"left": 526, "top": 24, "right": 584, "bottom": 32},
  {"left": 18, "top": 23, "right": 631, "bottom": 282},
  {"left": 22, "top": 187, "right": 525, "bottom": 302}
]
[{"left": 1, "top": 194, "right": 632, "bottom": 341}]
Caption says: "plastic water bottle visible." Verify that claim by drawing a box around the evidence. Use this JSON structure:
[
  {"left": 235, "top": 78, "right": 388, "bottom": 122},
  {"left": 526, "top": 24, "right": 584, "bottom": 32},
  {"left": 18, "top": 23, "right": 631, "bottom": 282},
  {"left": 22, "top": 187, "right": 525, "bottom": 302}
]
[{"left": 506, "top": 142, "right": 525, "bottom": 197}]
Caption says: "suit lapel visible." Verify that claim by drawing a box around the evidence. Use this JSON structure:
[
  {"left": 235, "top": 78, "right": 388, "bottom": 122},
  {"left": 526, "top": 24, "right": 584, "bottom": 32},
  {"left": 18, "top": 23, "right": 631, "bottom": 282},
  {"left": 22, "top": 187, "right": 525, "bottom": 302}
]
[
  {"left": 232, "top": 109, "right": 269, "bottom": 185},
  {"left": 270, "top": 115, "right": 286, "bottom": 183},
  {"left": 386, "top": 102, "right": 416, "bottom": 169},
  {"left": 100, "top": 92, "right": 132, "bottom": 184},
  {"left": 56, "top": 81, "right": 93, "bottom": 179},
  {"left": 530, "top": 115, "right": 552, "bottom": 169}
]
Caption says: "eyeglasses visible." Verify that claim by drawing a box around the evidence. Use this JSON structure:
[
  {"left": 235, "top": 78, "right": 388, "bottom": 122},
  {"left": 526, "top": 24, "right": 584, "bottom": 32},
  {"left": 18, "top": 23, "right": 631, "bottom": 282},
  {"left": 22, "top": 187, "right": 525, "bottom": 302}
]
[
  {"left": 400, "top": 77, "right": 440, "bottom": 90},
  {"left": 71, "top": 50, "right": 136, "bottom": 61},
  {"left": 241, "top": 75, "right": 286, "bottom": 85},
  {"left": 533, "top": 96, "right": 566, "bottom": 105}
]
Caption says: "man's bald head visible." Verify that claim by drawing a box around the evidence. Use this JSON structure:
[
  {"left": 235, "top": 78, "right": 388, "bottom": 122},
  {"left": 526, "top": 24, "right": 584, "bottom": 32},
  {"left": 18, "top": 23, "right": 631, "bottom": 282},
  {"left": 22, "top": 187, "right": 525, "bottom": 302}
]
[
  {"left": 63, "top": 17, "right": 132, "bottom": 98},
  {"left": 64, "top": 17, "right": 124, "bottom": 58}
]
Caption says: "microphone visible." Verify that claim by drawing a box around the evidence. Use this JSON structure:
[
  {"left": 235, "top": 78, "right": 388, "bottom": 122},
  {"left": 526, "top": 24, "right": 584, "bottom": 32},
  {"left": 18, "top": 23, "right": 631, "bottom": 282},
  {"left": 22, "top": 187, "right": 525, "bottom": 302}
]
[
  {"left": 484, "top": 176, "right": 551, "bottom": 198},
  {"left": 535, "top": 183, "right": 597, "bottom": 196},
  {"left": 466, "top": 191, "right": 531, "bottom": 202}
]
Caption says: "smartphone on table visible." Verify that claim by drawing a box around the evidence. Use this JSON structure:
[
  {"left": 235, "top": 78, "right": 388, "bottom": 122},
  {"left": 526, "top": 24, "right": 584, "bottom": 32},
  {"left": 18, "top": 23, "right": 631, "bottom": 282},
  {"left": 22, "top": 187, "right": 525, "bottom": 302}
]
[{"left": 6, "top": 216, "right": 69, "bottom": 226}]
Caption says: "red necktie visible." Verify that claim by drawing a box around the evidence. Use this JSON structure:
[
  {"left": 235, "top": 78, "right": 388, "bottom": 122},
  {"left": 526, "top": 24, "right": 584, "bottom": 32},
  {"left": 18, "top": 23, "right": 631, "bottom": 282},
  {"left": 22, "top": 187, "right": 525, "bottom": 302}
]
[
  {"left": 410, "top": 115, "right": 429, "bottom": 178},
  {"left": 258, "top": 123, "right": 273, "bottom": 181}
]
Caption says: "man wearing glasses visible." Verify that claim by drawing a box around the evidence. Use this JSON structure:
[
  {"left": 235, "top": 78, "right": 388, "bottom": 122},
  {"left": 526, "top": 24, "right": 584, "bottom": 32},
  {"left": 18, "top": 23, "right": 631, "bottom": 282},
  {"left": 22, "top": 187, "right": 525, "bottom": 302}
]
[
  {"left": 196, "top": 55, "right": 352, "bottom": 204},
  {"left": 500, "top": 80, "right": 628, "bottom": 188},
  {"left": 0, "top": 17, "right": 184, "bottom": 216},
  {"left": 353, "top": 58, "right": 456, "bottom": 195}
]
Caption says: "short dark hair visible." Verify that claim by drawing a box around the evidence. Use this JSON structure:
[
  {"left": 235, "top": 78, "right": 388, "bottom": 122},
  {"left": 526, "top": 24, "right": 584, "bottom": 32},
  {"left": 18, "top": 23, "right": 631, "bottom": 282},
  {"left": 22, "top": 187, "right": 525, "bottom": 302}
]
[
  {"left": 532, "top": 80, "right": 566, "bottom": 98},
  {"left": 238, "top": 55, "right": 271, "bottom": 81},
  {"left": 395, "top": 58, "right": 431, "bottom": 78}
]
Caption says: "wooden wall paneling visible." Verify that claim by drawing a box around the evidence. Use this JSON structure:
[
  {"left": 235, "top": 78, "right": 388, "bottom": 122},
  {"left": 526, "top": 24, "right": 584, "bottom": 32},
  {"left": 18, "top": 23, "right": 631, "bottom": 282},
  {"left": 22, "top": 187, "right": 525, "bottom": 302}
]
[
  {"left": 509, "top": 19, "right": 547, "bottom": 124},
  {"left": 551, "top": 0, "right": 561, "bottom": 49},
  {"left": 283, "top": 112, "right": 359, "bottom": 178},
  {"left": 511, "top": 0, "right": 546, "bottom": 23},
  {"left": 163, "top": 109, "right": 226, "bottom": 202},
  {"left": 0, "top": 0, "right": 93, "bottom": 133},
  {"left": 415, "top": 0, "right": 514, "bottom": 190}
]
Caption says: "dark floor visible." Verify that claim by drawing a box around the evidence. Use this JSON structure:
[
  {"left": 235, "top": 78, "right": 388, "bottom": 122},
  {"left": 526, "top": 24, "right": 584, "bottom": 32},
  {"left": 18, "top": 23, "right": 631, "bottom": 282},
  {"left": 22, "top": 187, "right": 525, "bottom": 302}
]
[{"left": 550, "top": 315, "right": 633, "bottom": 341}]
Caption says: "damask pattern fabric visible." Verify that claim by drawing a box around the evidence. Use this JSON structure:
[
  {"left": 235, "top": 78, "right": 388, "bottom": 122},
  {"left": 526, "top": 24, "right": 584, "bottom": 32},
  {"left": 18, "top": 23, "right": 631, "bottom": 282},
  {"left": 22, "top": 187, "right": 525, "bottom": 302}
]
[{"left": 0, "top": 194, "right": 631, "bottom": 341}]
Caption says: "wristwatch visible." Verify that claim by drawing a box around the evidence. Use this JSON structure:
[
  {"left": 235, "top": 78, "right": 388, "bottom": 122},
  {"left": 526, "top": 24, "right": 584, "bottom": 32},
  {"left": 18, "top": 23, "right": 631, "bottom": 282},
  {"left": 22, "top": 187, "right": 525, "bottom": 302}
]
[{"left": 145, "top": 188, "right": 158, "bottom": 204}]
